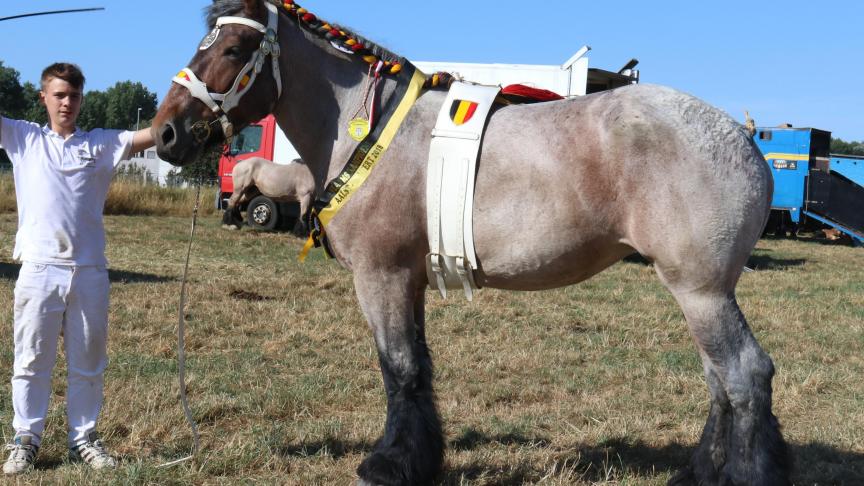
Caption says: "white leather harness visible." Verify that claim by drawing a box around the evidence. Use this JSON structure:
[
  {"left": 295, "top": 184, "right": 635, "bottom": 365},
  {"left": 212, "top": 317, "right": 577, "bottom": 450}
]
[
  {"left": 172, "top": 2, "right": 282, "bottom": 139},
  {"left": 426, "top": 82, "right": 501, "bottom": 300}
]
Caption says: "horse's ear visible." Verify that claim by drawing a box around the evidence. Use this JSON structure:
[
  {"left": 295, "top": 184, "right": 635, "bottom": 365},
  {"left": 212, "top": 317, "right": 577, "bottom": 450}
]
[{"left": 243, "top": 0, "right": 262, "bottom": 18}]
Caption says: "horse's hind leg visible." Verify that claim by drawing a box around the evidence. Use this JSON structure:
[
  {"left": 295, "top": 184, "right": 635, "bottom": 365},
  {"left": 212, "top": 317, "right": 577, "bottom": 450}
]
[
  {"left": 353, "top": 271, "right": 443, "bottom": 486},
  {"left": 666, "top": 288, "right": 789, "bottom": 486}
]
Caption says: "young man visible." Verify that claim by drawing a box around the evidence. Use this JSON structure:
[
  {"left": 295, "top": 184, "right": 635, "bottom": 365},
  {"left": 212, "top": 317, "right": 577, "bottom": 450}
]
[{"left": 0, "top": 63, "right": 155, "bottom": 474}]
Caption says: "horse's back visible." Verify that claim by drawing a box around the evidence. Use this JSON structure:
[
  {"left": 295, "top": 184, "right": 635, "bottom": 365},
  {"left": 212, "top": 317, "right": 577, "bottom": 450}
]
[{"left": 473, "top": 84, "right": 771, "bottom": 290}]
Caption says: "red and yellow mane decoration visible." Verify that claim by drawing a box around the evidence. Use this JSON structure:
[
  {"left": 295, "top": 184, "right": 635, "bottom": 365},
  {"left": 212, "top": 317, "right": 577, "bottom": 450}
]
[{"left": 280, "top": 0, "right": 404, "bottom": 75}]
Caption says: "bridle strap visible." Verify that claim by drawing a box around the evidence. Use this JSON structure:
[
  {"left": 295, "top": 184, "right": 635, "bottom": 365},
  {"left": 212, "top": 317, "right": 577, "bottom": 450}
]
[
  {"left": 216, "top": 16, "right": 267, "bottom": 32},
  {"left": 171, "top": 2, "right": 282, "bottom": 139},
  {"left": 172, "top": 68, "right": 234, "bottom": 139}
]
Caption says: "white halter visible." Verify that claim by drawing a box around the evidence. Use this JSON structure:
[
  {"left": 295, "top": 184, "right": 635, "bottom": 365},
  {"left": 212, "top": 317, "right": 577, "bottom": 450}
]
[{"left": 172, "top": 1, "right": 282, "bottom": 139}]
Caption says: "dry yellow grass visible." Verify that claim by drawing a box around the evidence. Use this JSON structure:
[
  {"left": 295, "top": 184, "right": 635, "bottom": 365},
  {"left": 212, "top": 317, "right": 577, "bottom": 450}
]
[
  {"left": 0, "top": 172, "right": 219, "bottom": 217},
  {"left": 0, "top": 209, "right": 860, "bottom": 484},
  {"left": 105, "top": 179, "right": 220, "bottom": 217},
  {"left": 0, "top": 174, "right": 15, "bottom": 214}
]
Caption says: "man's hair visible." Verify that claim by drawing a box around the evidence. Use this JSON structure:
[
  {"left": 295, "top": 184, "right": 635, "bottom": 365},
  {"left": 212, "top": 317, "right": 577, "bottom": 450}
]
[{"left": 40, "top": 63, "right": 85, "bottom": 91}]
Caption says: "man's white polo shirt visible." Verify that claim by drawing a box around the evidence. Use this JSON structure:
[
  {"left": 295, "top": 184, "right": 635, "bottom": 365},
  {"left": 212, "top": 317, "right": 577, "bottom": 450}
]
[{"left": 0, "top": 117, "right": 134, "bottom": 266}]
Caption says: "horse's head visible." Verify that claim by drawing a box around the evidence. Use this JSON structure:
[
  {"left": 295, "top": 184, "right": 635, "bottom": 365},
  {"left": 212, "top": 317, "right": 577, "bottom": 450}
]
[{"left": 154, "top": 0, "right": 282, "bottom": 165}]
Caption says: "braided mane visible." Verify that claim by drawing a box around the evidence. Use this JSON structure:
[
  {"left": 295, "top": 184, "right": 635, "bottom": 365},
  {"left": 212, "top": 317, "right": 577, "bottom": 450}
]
[{"left": 207, "top": 0, "right": 407, "bottom": 75}]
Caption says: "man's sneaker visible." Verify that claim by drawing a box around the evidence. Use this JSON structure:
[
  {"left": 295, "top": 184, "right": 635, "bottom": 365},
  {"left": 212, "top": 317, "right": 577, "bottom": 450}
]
[
  {"left": 3, "top": 435, "right": 38, "bottom": 475},
  {"left": 69, "top": 432, "right": 117, "bottom": 469}
]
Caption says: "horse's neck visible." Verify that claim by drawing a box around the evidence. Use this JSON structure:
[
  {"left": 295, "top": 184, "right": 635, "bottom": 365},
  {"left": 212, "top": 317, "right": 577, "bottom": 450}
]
[{"left": 272, "top": 20, "right": 406, "bottom": 193}]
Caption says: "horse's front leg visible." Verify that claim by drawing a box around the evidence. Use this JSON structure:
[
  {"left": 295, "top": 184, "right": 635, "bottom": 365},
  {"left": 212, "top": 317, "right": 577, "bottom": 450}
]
[
  {"left": 353, "top": 270, "right": 443, "bottom": 486},
  {"left": 221, "top": 204, "right": 244, "bottom": 229},
  {"left": 222, "top": 190, "right": 246, "bottom": 229}
]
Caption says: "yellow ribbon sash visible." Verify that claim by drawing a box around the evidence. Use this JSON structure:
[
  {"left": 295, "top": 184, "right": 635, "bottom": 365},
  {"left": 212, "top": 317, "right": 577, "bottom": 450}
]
[{"left": 300, "top": 68, "right": 426, "bottom": 261}]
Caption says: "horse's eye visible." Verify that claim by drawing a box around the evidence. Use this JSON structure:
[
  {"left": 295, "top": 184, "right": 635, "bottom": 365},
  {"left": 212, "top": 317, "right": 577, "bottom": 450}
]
[{"left": 224, "top": 46, "right": 243, "bottom": 59}]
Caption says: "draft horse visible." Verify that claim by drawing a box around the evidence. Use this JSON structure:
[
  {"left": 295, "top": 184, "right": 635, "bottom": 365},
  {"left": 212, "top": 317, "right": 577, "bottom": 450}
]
[{"left": 152, "top": 1, "right": 789, "bottom": 484}]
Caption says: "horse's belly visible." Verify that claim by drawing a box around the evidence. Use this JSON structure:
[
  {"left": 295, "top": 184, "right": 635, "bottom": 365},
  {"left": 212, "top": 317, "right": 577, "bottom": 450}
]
[
  {"left": 471, "top": 198, "right": 635, "bottom": 291},
  {"left": 475, "top": 241, "right": 636, "bottom": 291}
]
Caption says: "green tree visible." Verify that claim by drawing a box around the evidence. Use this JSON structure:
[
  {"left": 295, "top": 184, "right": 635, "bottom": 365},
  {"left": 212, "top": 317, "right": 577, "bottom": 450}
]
[
  {"left": 0, "top": 62, "right": 45, "bottom": 124},
  {"left": 103, "top": 81, "right": 158, "bottom": 130},
  {"left": 0, "top": 61, "right": 28, "bottom": 118},
  {"left": 0, "top": 62, "right": 25, "bottom": 167},
  {"left": 176, "top": 144, "right": 221, "bottom": 183},
  {"left": 20, "top": 82, "right": 46, "bottom": 125},
  {"left": 78, "top": 90, "right": 108, "bottom": 131},
  {"left": 831, "top": 138, "right": 864, "bottom": 157}
]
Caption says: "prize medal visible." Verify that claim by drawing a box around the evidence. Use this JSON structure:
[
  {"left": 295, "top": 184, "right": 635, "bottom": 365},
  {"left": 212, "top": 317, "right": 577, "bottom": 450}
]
[{"left": 348, "top": 118, "right": 370, "bottom": 141}]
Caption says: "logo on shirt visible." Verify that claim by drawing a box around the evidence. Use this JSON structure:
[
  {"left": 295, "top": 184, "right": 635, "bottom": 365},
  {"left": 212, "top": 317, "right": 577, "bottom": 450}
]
[{"left": 77, "top": 148, "right": 96, "bottom": 166}]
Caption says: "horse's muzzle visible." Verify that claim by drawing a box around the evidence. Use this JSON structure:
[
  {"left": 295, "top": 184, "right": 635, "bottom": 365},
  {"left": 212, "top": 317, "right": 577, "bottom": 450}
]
[
  {"left": 155, "top": 121, "right": 182, "bottom": 164},
  {"left": 155, "top": 119, "right": 210, "bottom": 166}
]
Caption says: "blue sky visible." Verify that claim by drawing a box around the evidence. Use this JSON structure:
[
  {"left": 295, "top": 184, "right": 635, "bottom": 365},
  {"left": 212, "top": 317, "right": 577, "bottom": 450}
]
[{"left": 2, "top": 0, "right": 862, "bottom": 140}]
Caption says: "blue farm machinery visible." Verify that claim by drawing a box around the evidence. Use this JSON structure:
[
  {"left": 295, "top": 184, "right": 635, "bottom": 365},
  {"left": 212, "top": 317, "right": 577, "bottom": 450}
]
[{"left": 754, "top": 127, "right": 864, "bottom": 245}]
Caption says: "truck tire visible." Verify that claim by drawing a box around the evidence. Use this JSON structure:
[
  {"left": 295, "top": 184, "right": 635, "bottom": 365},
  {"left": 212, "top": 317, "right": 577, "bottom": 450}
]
[{"left": 246, "top": 195, "right": 279, "bottom": 231}]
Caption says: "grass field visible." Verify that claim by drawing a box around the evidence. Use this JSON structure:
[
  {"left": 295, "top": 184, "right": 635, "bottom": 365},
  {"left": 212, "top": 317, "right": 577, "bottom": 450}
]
[{"left": 0, "top": 211, "right": 861, "bottom": 485}]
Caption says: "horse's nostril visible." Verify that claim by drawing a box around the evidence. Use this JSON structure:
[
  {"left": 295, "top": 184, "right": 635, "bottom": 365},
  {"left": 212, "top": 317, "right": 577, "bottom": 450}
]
[{"left": 160, "top": 123, "right": 176, "bottom": 147}]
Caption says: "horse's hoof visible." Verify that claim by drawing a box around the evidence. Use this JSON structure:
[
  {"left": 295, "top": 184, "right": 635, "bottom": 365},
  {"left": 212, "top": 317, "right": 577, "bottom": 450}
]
[{"left": 357, "top": 451, "right": 410, "bottom": 486}]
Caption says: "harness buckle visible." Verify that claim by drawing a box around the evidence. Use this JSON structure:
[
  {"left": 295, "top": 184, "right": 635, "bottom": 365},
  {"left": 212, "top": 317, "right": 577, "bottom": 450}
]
[
  {"left": 428, "top": 253, "right": 448, "bottom": 299},
  {"left": 265, "top": 29, "right": 278, "bottom": 46},
  {"left": 455, "top": 257, "right": 474, "bottom": 301}
]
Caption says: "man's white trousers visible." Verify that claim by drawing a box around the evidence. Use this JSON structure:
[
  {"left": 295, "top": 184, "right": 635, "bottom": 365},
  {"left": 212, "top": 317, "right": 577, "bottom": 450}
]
[{"left": 11, "top": 262, "right": 109, "bottom": 447}]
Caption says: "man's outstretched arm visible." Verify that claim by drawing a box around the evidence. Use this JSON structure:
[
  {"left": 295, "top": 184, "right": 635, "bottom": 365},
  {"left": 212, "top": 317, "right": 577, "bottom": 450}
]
[{"left": 131, "top": 127, "right": 155, "bottom": 154}]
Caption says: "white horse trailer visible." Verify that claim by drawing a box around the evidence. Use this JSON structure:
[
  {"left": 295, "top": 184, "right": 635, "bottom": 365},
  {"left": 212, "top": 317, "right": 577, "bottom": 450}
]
[{"left": 414, "top": 46, "right": 639, "bottom": 98}]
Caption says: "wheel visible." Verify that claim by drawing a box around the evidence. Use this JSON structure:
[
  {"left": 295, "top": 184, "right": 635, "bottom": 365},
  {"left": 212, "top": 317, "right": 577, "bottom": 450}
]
[{"left": 246, "top": 195, "right": 279, "bottom": 231}]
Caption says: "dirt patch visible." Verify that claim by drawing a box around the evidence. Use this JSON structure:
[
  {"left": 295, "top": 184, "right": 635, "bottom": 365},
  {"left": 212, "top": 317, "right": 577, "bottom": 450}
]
[{"left": 229, "top": 288, "right": 273, "bottom": 301}]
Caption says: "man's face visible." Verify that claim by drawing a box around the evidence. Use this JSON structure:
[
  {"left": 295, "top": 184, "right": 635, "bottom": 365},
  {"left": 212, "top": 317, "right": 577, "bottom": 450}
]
[{"left": 40, "top": 77, "right": 83, "bottom": 132}]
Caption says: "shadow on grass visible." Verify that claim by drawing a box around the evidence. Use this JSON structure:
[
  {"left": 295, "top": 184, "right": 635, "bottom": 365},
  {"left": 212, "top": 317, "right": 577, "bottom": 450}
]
[
  {"left": 622, "top": 252, "right": 810, "bottom": 272},
  {"left": 440, "top": 436, "right": 864, "bottom": 485},
  {"left": 0, "top": 262, "right": 175, "bottom": 284},
  {"left": 622, "top": 253, "right": 651, "bottom": 265},
  {"left": 442, "top": 437, "right": 689, "bottom": 484},
  {"left": 33, "top": 456, "right": 65, "bottom": 471},
  {"left": 746, "top": 254, "right": 807, "bottom": 271},
  {"left": 0, "top": 261, "right": 19, "bottom": 280},
  {"left": 792, "top": 442, "right": 864, "bottom": 484},
  {"left": 274, "top": 438, "right": 374, "bottom": 460},
  {"left": 761, "top": 233, "right": 859, "bottom": 247},
  {"left": 120, "top": 431, "right": 864, "bottom": 483},
  {"left": 450, "top": 428, "right": 551, "bottom": 451},
  {"left": 108, "top": 269, "right": 177, "bottom": 284}
]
